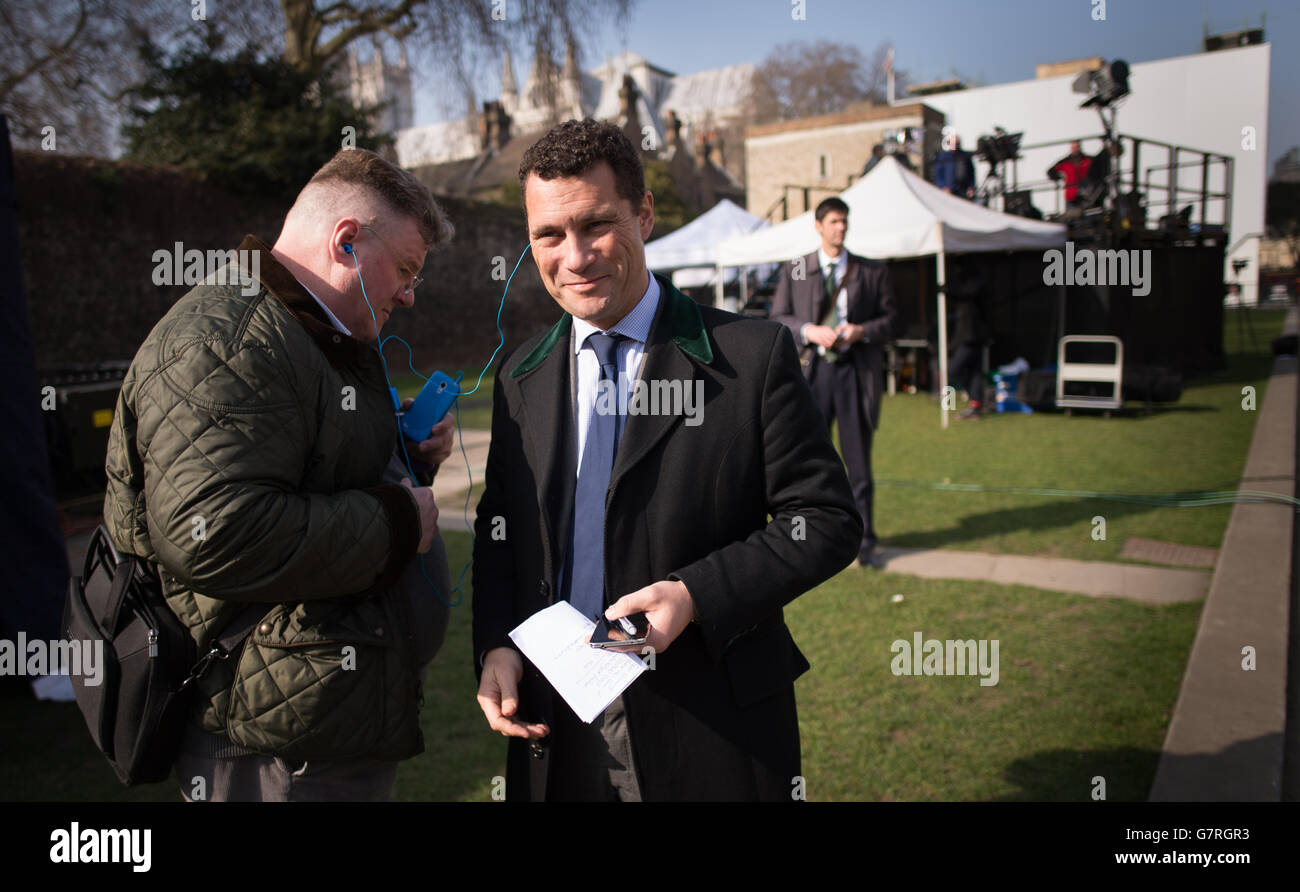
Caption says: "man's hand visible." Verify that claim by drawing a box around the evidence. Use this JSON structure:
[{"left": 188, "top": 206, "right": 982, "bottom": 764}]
[
  {"left": 834, "top": 322, "right": 866, "bottom": 346},
  {"left": 477, "top": 647, "right": 549, "bottom": 739},
  {"left": 401, "top": 401, "right": 455, "bottom": 472},
  {"left": 400, "top": 477, "right": 438, "bottom": 553},
  {"left": 604, "top": 579, "right": 696, "bottom": 655},
  {"left": 804, "top": 324, "right": 840, "bottom": 349}
]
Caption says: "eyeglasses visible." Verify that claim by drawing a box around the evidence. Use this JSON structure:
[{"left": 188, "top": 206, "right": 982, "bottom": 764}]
[{"left": 362, "top": 225, "right": 424, "bottom": 295}]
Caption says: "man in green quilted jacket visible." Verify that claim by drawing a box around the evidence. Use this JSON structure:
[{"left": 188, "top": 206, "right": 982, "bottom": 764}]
[{"left": 104, "top": 149, "right": 455, "bottom": 800}]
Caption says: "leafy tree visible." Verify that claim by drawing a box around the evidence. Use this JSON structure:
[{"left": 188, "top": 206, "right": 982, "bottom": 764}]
[
  {"left": 644, "top": 158, "right": 691, "bottom": 237},
  {"left": 122, "top": 28, "right": 387, "bottom": 199}
]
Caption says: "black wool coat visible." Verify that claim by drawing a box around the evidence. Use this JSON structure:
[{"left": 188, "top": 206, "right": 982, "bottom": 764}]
[{"left": 472, "top": 276, "right": 861, "bottom": 801}]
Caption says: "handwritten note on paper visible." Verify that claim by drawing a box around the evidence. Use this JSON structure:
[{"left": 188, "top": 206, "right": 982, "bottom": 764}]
[{"left": 508, "top": 601, "right": 648, "bottom": 723}]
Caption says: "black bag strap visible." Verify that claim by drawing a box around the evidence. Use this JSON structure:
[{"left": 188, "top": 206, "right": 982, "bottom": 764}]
[
  {"left": 103, "top": 555, "right": 136, "bottom": 637},
  {"left": 179, "top": 603, "right": 267, "bottom": 691},
  {"left": 90, "top": 530, "right": 164, "bottom": 637},
  {"left": 83, "top": 525, "right": 119, "bottom": 581},
  {"left": 88, "top": 526, "right": 267, "bottom": 690},
  {"left": 214, "top": 605, "right": 266, "bottom": 653},
  {"left": 81, "top": 526, "right": 126, "bottom": 632}
]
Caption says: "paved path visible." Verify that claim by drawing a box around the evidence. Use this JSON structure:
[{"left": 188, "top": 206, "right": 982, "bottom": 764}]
[
  {"left": 872, "top": 545, "right": 1208, "bottom": 603},
  {"left": 431, "top": 428, "right": 489, "bottom": 532},
  {"left": 1149, "top": 313, "right": 1298, "bottom": 801}
]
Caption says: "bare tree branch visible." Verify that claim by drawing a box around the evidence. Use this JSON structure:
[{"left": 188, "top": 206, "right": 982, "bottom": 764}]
[
  {"left": 0, "top": 0, "right": 88, "bottom": 102},
  {"left": 2, "top": 0, "right": 635, "bottom": 156},
  {"left": 753, "top": 39, "right": 906, "bottom": 124},
  {"left": 314, "top": 0, "right": 422, "bottom": 65}
]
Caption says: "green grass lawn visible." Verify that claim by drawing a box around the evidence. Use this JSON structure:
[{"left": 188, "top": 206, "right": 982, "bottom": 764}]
[
  {"left": 789, "top": 566, "right": 1199, "bottom": 801},
  {"left": 4, "top": 529, "right": 1198, "bottom": 802},
  {"left": 869, "top": 307, "right": 1289, "bottom": 561}
]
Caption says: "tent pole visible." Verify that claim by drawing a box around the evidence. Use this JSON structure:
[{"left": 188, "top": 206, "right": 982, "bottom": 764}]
[
  {"left": 1058, "top": 282, "right": 1066, "bottom": 343},
  {"left": 938, "top": 248, "right": 949, "bottom": 429},
  {"left": 739, "top": 266, "right": 748, "bottom": 310},
  {"left": 714, "top": 264, "right": 725, "bottom": 309}
]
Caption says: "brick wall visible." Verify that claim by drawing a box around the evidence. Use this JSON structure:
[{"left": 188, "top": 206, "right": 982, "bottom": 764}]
[{"left": 15, "top": 152, "right": 558, "bottom": 374}]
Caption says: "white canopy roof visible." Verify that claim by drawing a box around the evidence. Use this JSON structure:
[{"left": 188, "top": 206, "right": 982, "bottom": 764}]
[
  {"left": 671, "top": 266, "right": 738, "bottom": 288},
  {"left": 716, "top": 156, "right": 1066, "bottom": 266},
  {"left": 645, "top": 198, "right": 767, "bottom": 272}
]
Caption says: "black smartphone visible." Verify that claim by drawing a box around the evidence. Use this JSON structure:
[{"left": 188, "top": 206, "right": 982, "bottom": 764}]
[{"left": 589, "top": 611, "right": 650, "bottom": 648}]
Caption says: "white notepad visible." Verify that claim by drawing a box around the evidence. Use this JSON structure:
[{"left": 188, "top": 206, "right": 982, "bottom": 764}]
[{"left": 508, "top": 601, "right": 648, "bottom": 723}]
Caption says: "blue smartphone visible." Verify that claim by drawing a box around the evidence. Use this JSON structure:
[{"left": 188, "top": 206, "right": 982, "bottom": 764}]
[{"left": 399, "top": 370, "right": 463, "bottom": 441}]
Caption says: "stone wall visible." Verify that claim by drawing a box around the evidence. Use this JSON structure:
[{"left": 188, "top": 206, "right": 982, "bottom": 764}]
[{"left": 744, "top": 104, "right": 942, "bottom": 221}]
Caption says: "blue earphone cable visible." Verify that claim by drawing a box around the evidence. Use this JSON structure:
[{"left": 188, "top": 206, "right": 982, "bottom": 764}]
[
  {"left": 460, "top": 245, "right": 531, "bottom": 397},
  {"left": 347, "top": 242, "right": 530, "bottom": 606}
]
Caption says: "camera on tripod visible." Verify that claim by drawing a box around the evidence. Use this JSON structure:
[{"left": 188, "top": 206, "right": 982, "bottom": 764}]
[{"left": 975, "top": 128, "right": 1024, "bottom": 165}]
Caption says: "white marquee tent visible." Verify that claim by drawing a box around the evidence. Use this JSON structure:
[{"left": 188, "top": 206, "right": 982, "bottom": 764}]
[
  {"left": 715, "top": 156, "right": 1068, "bottom": 426},
  {"left": 644, "top": 198, "right": 771, "bottom": 289}
]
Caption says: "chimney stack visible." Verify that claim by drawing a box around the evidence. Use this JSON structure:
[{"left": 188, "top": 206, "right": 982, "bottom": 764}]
[
  {"left": 480, "top": 100, "right": 511, "bottom": 152},
  {"left": 708, "top": 132, "right": 724, "bottom": 169}
]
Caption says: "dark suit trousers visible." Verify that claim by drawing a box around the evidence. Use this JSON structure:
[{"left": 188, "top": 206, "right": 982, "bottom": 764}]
[
  {"left": 810, "top": 357, "right": 876, "bottom": 553},
  {"left": 545, "top": 695, "right": 642, "bottom": 801},
  {"left": 543, "top": 687, "right": 801, "bottom": 801}
]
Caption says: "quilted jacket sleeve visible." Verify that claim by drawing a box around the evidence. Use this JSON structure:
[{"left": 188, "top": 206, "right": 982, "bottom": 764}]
[{"left": 133, "top": 314, "right": 419, "bottom": 604}]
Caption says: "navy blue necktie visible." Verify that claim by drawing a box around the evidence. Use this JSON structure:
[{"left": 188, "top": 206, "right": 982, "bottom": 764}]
[{"left": 564, "top": 332, "right": 625, "bottom": 620}]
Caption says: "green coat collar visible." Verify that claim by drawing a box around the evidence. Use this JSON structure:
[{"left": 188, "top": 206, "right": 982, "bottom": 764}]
[{"left": 510, "top": 273, "right": 714, "bottom": 378}]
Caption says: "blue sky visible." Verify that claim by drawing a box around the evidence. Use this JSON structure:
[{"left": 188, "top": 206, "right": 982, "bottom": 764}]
[{"left": 413, "top": 0, "right": 1295, "bottom": 171}]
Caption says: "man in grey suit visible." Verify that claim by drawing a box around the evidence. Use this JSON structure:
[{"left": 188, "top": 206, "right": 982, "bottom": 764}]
[{"left": 770, "top": 197, "right": 898, "bottom": 568}]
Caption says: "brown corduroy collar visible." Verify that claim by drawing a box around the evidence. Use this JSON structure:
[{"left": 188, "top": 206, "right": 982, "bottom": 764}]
[{"left": 237, "top": 234, "right": 373, "bottom": 367}]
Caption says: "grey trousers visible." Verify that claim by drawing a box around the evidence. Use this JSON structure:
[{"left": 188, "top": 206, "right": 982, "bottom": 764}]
[{"left": 175, "top": 749, "right": 399, "bottom": 802}]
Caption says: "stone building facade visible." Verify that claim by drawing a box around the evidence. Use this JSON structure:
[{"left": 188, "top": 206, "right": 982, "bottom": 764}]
[{"left": 744, "top": 103, "right": 944, "bottom": 221}]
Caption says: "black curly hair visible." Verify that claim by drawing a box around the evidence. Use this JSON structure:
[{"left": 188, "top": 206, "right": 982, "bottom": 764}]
[{"left": 518, "top": 118, "right": 645, "bottom": 211}]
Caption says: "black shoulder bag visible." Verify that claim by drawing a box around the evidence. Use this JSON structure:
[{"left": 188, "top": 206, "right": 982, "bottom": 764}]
[{"left": 61, "top": 525, "right": 264, "bottom": 786}]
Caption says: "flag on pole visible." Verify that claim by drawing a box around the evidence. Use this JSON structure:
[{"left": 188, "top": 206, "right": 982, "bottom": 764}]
[{"left": 885, "top": 47, "right": 896, "bottom": 105}]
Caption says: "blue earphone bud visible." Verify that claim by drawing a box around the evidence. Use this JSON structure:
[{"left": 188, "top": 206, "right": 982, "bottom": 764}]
[{"left": 343, "top": 243, "right": 353, "bottom": 254}]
